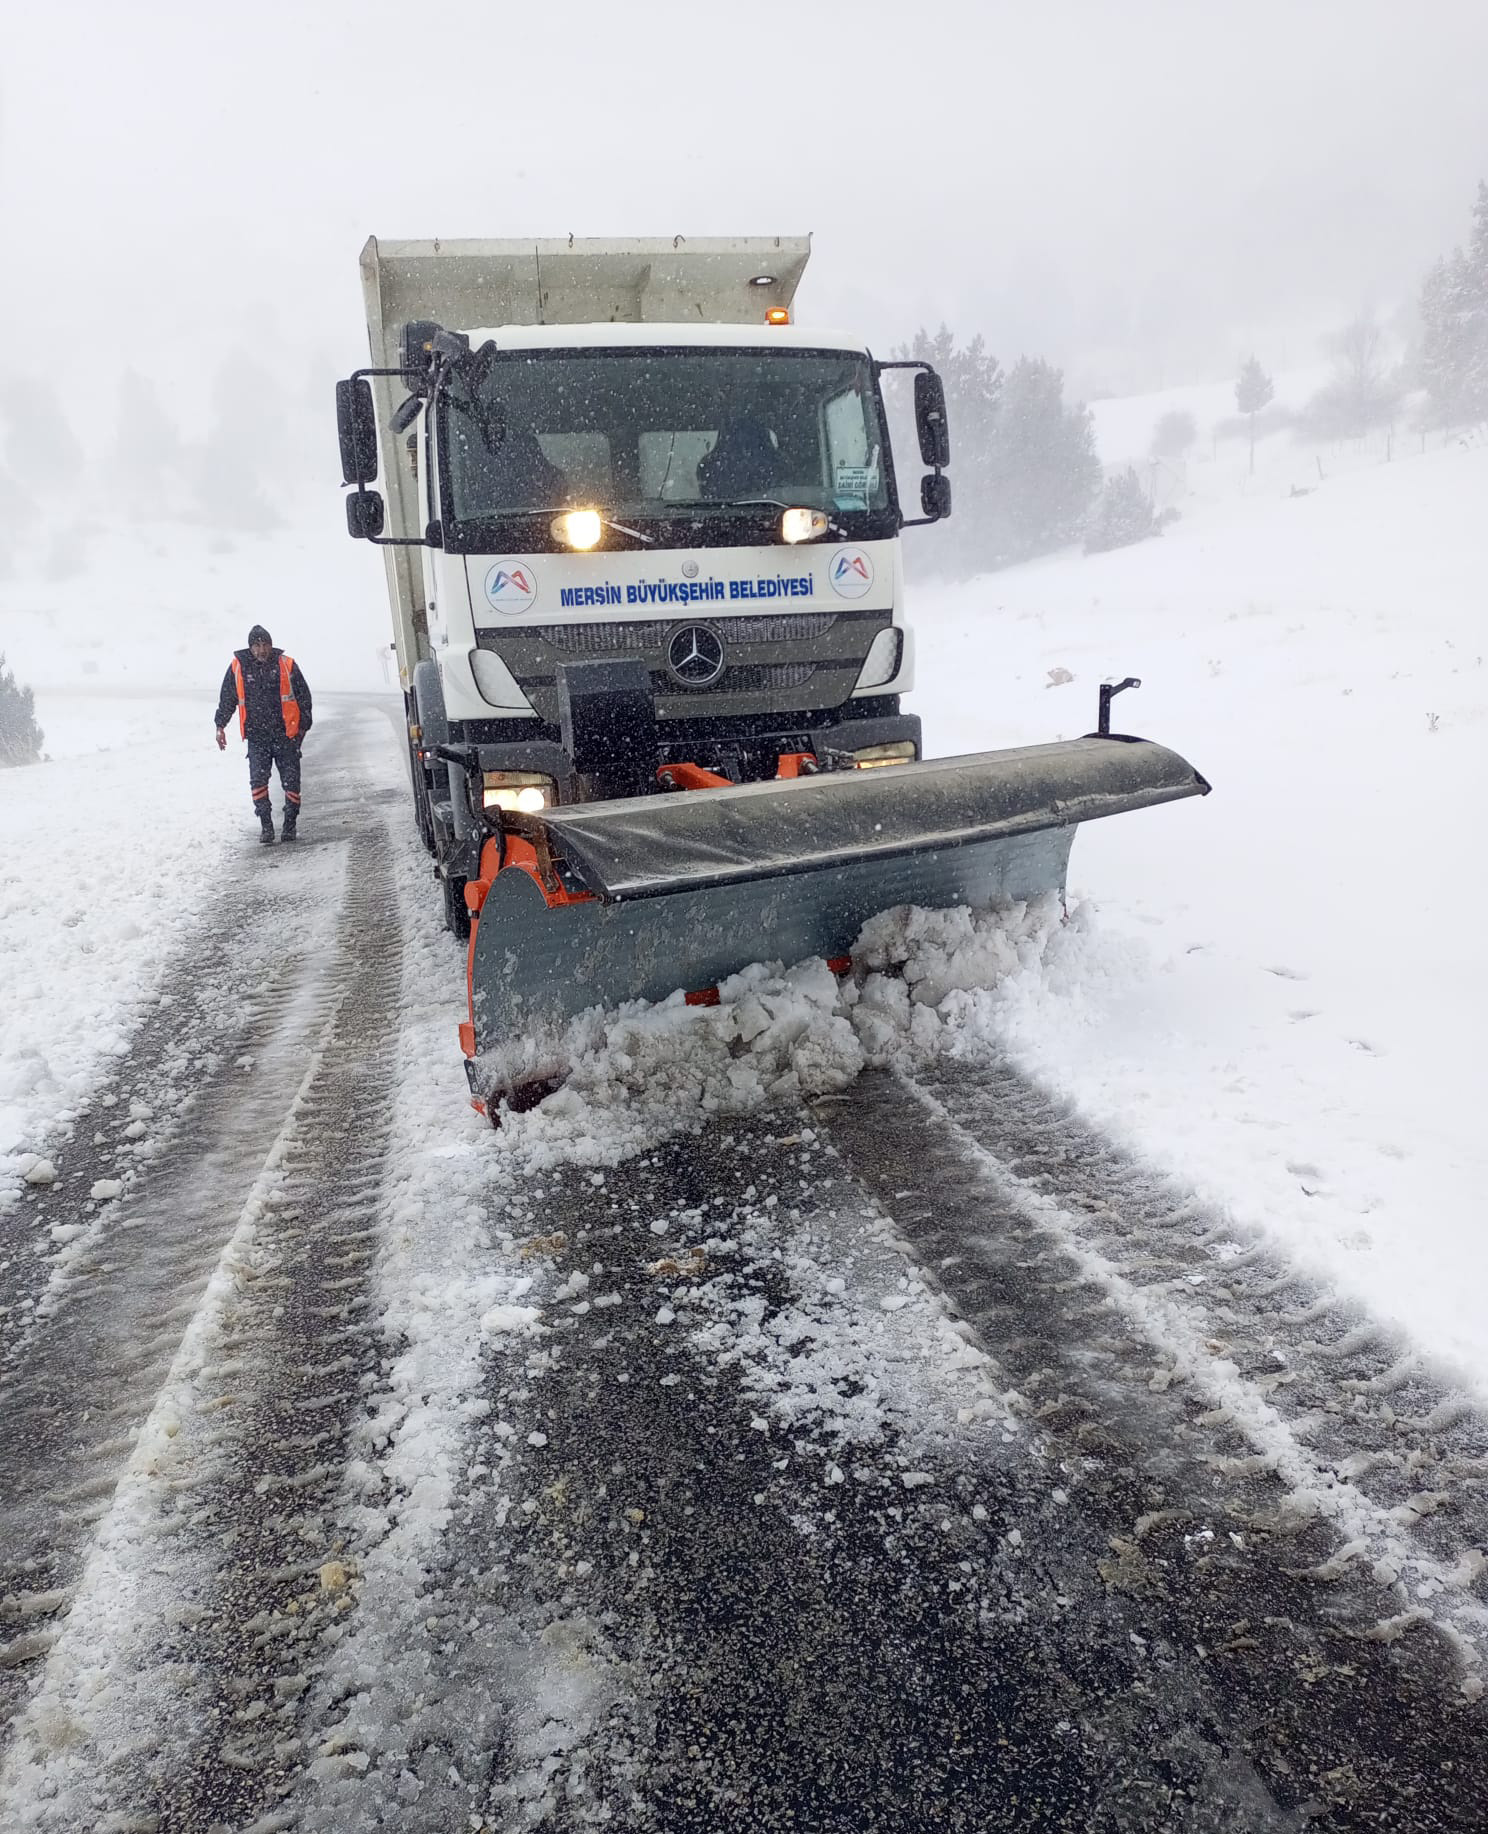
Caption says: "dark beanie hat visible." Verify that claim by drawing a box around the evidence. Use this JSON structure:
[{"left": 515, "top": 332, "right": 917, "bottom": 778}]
[{"left": 248, "top": 624, "right": 272, "bottom": 646}]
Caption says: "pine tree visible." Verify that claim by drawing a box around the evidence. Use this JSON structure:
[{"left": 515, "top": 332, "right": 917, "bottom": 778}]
[
  {"left": 1457, "top": 179, "right": 1488, "bottom": 418},
  {"left": 114, "top": 369, "right": 184, "bottom": 513},
  {"left": 1419, "top": 254, "right": 1466, "bottom": 418},
  {"left": 898, "top": 327, "right": 1002, "bottom": 574},
  {"left": 1305, "top": 315, "right": 1399, "bottom": 438},
  {"left": 983, "top": 358, "right": 1102, "bottom": 563},
  {"left": 0, "top": 654, "right": 44, "bottom": 767},
  {"left": 1150, "top": 410, "right": 1197, "bottom": 459},
  {"left": 194, "top": 349, "right": 286, "bottom": 530},
  {"left": 1234, "top": 357, "right": 1274, "bottom": 473},
  {"left": 1085, "top": 468, "right": 1161, "bottom": 554},
  {"left": 1417, "top": 180, "right": 1488, "bottom": 425}
]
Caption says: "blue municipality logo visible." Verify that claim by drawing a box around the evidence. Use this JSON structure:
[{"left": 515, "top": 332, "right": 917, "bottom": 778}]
[
  {"left": 483, "top": 562, "right": 539, "bottom": 614},
  {"left": 827, "top": 547, "right": 874, "bottom": 599}
]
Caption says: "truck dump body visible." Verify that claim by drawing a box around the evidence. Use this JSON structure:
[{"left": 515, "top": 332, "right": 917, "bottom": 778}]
[{"left": 362, "top": 235, "right": 810, "bottom": 345}]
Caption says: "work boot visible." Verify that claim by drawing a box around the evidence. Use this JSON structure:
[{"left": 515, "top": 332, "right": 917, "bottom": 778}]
[
  {"left": 258, "top": 814, "right": 276, "bottom": 845},
  {"left": 281, "top": 816, "right": 298, "bottom": 844}
]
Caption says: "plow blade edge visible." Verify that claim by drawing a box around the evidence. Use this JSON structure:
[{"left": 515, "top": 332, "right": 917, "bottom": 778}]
[{"left": 468, "top": 735, "right": 1208, "bottom": 1068}]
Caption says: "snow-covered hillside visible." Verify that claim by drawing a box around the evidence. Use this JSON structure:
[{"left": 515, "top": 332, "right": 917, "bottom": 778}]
[
  {"left": 0, "top": 518, "right": 390, "bottom": 700},
  {"left": 911, "top": 435, "right": 1487, "bottom": 1388}
]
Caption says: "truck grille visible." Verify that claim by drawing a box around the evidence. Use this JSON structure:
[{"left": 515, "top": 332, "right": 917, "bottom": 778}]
[
  {"left": 540, "top": 612, "right": 838, "bottom": 651},
  {"left": 475, "top": 606, "right": 888, "bottom": 722}
]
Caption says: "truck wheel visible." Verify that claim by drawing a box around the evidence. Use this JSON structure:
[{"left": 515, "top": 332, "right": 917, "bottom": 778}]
[
  {"left": 441, "top": 871, "right": 470, "bottom": 941},
  {"left": 410, "top": 735, "right": 437, "bottom": 854}
]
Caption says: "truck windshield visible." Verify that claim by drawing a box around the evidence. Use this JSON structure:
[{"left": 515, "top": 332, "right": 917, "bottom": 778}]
[{"left": 441, "top": 347, "right": 891, "bottom": 533}]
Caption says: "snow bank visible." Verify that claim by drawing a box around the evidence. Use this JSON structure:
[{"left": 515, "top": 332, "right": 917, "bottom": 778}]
[
  {"left": 0, "top": 697, "right": 239, "bottom": 1199},
  {"left": 0, "top": 516, "right": 388, "bottom": 696},
  {"left": 910, "top": 437, "right": 1488, "bottom": 1391}
]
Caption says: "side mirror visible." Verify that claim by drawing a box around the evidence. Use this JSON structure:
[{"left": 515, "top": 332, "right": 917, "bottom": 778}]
[
  {"left": 920, "top": 473, "right": 952, "bottom": 520},
  {"left": 914, "top": 370, "right": 951, "bottom": 469},
  {"left": 346, "top": 489, "right": 385, "bottom": 540},
  {"left": 391, "top": 395, "right": 423, "bottom": 435},
  {"left": 336, "top": 378, "right": 379, "bottom": 485}
]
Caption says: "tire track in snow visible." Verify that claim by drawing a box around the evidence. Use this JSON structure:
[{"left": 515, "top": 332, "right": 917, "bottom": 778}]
[
  {"left": 141, "top": 824, "right": 403, "bottom": 1833},
  {"left": 813, "top": 1067, "right": 1488, "bottom": 1827},
  {"left": 0, "top": 711, "right": 405, "bottom": 1826},
  {"left": 900, "top": 1057, "right": 1488, "bottom": 1651},
  {"left": 0, "top": 854, "right": 346, "bottom": 1736}
]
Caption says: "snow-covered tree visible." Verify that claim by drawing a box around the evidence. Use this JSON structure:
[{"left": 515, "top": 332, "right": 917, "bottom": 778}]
[
  {"left": 193, "top": 350, "right": 287, "bottom": 531},
  {"left": 1418, "top": 180, "right": 1488, "bottom": 424},
  {"left": 1234, "top": 357, "right": 1274, "bottom": 473},
  {"left": 1150, "top": 409, "right": 1197, "bottom": 459},
  {"left": 0, "top": 377, "right": 85, "bottom": 493},
  {"left": 983, "top": 357, "right": 1102, "bottom": 563},
  {"left": 891, "top": 337, "right": 1097, "bottom": 573},
  {"left": 114, "top": 368, "right": 184, "bottom": 513},
  {"left": 1304, "top": 314, "right": 1399, "bottom": 438},
  {"left": 1085, "top": 468, "right": 1161, "bottom": 553},
  {"left": 1469, "top": 180, "right": 1488, "bottom": 413},
  {"left": 0, "top": 654, "right": 43, "bottom": 767},
  {"left": 896, "top": 327, "right": 1002, "bottom": 574}
]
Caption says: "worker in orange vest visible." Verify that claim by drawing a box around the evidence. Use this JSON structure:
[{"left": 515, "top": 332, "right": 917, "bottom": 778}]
[{"left": 214, "top": 625, "right": 313, "bottom": 844}]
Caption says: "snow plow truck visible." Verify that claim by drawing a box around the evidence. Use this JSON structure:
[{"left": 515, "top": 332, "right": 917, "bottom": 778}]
[{"left": 335, "top": 235, "right": 1208, "bottom": 1114}]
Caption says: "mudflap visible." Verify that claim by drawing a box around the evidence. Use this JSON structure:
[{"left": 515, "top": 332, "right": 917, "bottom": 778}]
[{"left": 463, "top": 733, "right": 1209, "bottom": 1101}]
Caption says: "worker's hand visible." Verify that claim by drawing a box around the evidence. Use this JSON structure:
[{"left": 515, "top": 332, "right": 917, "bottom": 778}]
[{"left": 215, "top": 727, "right": 227, "bottom": 751}]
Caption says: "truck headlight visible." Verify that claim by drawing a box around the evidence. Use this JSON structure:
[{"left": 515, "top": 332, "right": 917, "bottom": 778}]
[
  {"left": 483, "top": 771, "right": 556, "bottom": 812},
  {"left": 551, "top": 509, "right": 603, "bottom": 551},
  {"left": 850, "top": 742, "right": 916, "bottom": 769},
  {"left": 781, "top": 507, "right": 828, "bottom": 544}
]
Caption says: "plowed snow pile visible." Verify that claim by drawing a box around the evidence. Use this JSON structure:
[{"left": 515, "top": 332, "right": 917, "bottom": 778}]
[{"left": 484, "top": 895, "right": 1064, "bottom": 1170}]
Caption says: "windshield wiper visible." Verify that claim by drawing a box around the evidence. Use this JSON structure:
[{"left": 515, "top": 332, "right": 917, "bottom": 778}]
[
  {"left": 689, "top": 497, "right": 793, "bottom": 512},
  {"left": 479, "top": 507, "right": 655, "bottom": 545}
]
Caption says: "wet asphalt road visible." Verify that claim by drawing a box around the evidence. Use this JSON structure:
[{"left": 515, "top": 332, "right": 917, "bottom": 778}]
[{"left": 313, "top": 1097, "right": 1487, "bottom": 1833}]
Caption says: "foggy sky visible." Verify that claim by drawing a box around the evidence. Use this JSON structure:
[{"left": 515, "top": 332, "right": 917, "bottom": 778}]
[{"left": 3, "top": 0, "right": 1486, "bottom": 403}]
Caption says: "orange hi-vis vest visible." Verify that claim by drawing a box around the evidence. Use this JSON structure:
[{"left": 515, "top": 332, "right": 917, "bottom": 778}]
[{"left": 230, "top": 653, "right": 301, "bottom": 740}]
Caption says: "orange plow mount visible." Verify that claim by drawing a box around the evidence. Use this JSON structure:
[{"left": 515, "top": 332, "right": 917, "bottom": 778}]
[{"left": 459, "top": 730, "right": 1209, "bottom": 1108}]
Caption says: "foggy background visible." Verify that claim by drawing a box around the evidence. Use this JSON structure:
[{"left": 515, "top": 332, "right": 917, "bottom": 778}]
[{"left": 1, "top": 0, "right": 1485, "bottom": 682}]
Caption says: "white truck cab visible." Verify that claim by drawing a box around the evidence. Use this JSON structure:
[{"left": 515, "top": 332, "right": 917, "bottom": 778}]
[{"left": 336, "top": 237, "right": 952, "bottom": 928}]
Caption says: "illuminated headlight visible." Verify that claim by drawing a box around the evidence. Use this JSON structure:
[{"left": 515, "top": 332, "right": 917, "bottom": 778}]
[
  {"left": 850, "top": 741, "right": 916, "bottom": 769},
  {"left": 781, "top": 507, "right": 828, "bottom": 544},
  {"left": 854, "top": 627, "right": 904, "bottom": 691},
  {"left": 483, "top": 771, "right": 556, "bottom": 812},
  {"left": 550, "top": 509, "right": 603, "bottom": 551}
]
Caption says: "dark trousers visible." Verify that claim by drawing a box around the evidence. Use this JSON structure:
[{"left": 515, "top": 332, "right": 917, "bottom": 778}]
[{"left": 247, "top": 732, "right": 302, "bottom": 824}]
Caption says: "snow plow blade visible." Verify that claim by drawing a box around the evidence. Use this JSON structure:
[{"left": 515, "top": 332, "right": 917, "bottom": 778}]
[{"left": 465, "top": 735, "right": 1208, "bottom": 1092}]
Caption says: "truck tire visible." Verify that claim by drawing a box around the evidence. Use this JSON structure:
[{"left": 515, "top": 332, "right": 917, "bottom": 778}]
[
  {"left": 410, "top": 663, "right": 451, "bottom": 858},
  {"left": 441, "top": 869, "right": 470, "bottom": 941},
  {"left": 409, "top": 731, "right": 437, "bottom": 854}
]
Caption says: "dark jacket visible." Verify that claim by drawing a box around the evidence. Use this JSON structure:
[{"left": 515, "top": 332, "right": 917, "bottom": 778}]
[{"left": 215, "top": 648, "right": 313, "bottom": 740}]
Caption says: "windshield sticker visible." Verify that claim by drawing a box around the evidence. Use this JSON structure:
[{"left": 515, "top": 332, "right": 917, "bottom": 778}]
[
  {"left": 484, "top": 562, "right": 539, "bottom": 614},
  {"left": 827, "top": 548, "right": 875, "bottom": 600},
  {"left": 833, "top": 463, "right": 871, "bottom": 509}
]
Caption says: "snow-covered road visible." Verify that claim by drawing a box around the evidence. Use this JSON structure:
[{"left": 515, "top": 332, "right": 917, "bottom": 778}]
[{"left": 2, "top": 700, "right": 1485, "bottom": 1830}]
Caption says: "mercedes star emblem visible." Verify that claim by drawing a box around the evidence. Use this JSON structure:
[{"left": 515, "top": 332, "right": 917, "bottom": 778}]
[{"left": 666, "top": 622, "right": 726, "bottom": 689}]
